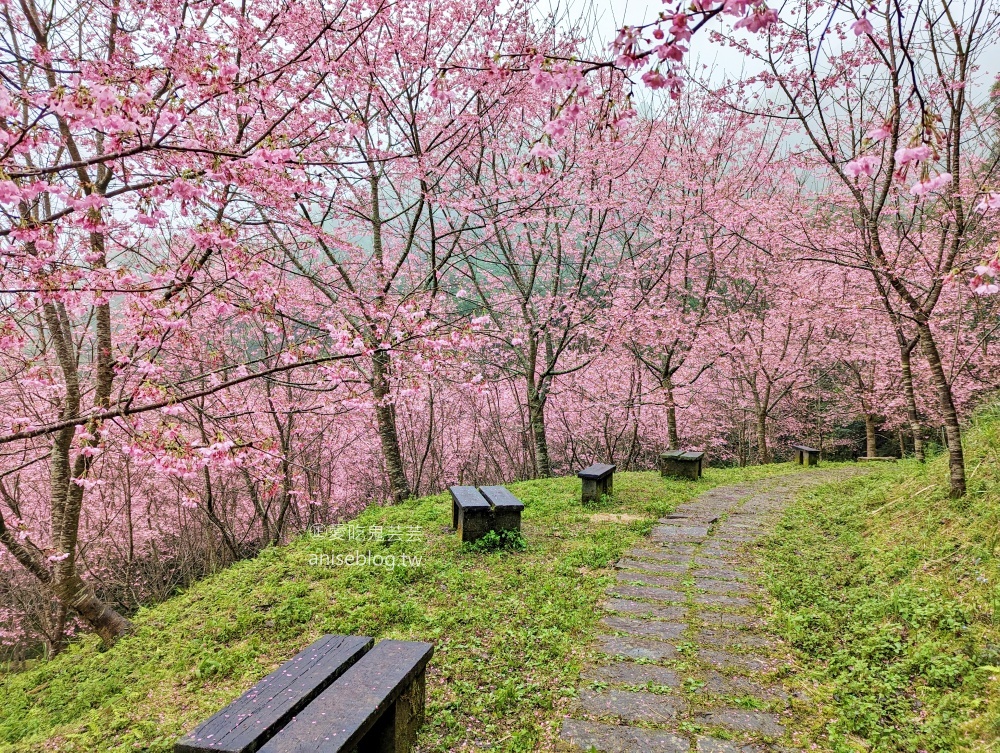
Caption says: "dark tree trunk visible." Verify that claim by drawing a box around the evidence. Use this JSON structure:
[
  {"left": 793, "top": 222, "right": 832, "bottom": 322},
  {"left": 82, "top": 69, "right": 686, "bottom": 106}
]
[
  {"left": 755, "top": 411, "right": 770, "bottom": 465},
  {"left": 663, "top": 375, "right": 680, "bottom": 449},
  {"left": 52, "top": 573, "right": 133, "bottom": 646},
  {"left": 864, "top": 413, "right": 877, "bottom": 458},
  {"left": 372, "top": 349, "right": 411, "bottom": 503},
  {"left": 527, "top": 381, "right": 551, "bottom": 478},
  {"left": 899, "top": 343, "right": 924, "bottom": 461},
  {"left": 917, "top": 323, "right": 966, "bottom": 497}
]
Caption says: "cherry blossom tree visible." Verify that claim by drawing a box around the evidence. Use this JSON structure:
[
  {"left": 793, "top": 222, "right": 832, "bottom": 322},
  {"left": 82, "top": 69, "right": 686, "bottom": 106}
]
[{"left": 713, "top": 0, "right": 1000, "bottom": 495}]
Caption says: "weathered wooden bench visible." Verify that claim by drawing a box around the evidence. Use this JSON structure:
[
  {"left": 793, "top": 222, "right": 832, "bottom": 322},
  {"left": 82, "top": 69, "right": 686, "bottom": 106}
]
[
  {"left": 658, "top": 450, "right": 705, "bottom": 480},
  {"left": 577, "top": 463, "right": 615, "bottom": 504},
  {"left": 791, "top": 444, "right": 820, "bottom": 466},
  {"left": 449, "top": 485, "right": 493, "bottom": 543},
  {"left": 858, "top": 456, "right": 898, "bottom": 462},
  {"left": 478, "top": 485, "right": 525, "bottom": 533},
  {"left": 174, "top": 635, "right": 370, "bottom": 752},
  {"left": 176, "top": 636, "right": 432, "bottom": 753}
]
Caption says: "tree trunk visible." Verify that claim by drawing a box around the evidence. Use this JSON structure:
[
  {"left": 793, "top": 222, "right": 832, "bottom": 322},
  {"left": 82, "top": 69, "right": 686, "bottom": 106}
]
[
  {"left": 755, "top": 411, "right": 770, "bottom": 465},
  {"left": 899, "top": 343, "right": 925, "bottom": 461},
  {"left": 663, "top": 375, "right": 680, "bottom": 449},
  {"left": 372, "top": 349, "right": 411, "bottom": 503},
  {"left": 917, "top": 323, "right": 966, "bottom": 497},
  {"left": 51, "top": 573, "right": 133, "bottom": 646},
  {"left": 864, "top": 413, "right": 877, "bottom": 457},
  {"left": 527, "top": 381, "right": 552, "bottom": 478}
]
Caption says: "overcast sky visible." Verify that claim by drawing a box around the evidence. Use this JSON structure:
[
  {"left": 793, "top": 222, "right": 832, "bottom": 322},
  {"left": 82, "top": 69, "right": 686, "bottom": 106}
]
[{"left": 552, "top": 0, "right": 999, "bottom": 90}]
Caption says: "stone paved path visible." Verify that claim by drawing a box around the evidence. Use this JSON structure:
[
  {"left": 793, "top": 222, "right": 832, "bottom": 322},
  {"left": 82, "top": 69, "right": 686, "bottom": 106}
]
[{"left": 558, "top": 470, "right": 853, "bottom": 753}]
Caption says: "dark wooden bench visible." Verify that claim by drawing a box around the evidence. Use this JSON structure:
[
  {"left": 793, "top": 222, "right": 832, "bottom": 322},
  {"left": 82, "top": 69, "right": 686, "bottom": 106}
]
[
  {"left": 175, "top": 634, "right": 373, "bottom": 752},
  {"left": 479, "top": 485, "right": 525, "bottom": 533},
  {"left": 858, "top": 455, "right": 898, "bottom": 462},
  {"left": 176, "top": 637, "right": 432, "bottom": 753},
  {"left": 658, "top": 450, "right": 705, "bottom": 480},
  {"left": 791, "top": 444, "right": 820, "bottom": 466},
  {"left": 577, "top": 463, "right": 615, "bottom": 504},
  {"left": 258, "top": 640, "right": 433, "bottom": 753},
  {"left": 449, "top": 485, "right": 492, "bottom": 542}
]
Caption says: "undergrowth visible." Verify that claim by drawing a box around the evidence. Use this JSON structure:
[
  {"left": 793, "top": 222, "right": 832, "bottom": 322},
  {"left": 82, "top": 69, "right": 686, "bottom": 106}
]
[{"left": 763, "top": 404, "right": 1000, "bottom": 752}]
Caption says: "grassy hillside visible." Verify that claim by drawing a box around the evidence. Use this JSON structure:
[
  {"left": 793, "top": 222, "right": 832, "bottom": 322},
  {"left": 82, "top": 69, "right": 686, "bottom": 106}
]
[
  {"left": 762, "top": 404, "right": 1000, "bottom": 752},
  {"left": 8, "top": 404, "right": 1000, "bottom": 753},
  {"left": 0, "top": 464, "right": 798, "bottom": 753}
]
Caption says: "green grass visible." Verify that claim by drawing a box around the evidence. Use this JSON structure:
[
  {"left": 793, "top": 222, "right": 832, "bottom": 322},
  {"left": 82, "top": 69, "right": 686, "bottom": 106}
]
[
  {"left": 0, "top": 464, "right": 799, "bottom": 753},
  {"left": 761, "top": 404, "right": 1000, "bottom": 752}
]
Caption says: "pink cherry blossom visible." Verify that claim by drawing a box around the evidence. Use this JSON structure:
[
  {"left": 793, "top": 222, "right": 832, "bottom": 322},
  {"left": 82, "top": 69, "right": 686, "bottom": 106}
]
[
  {"left": 733, "top": 6, "right": 780, "bottom": 33},
  {"left": 894, "top": 145, "right": 932, "bottom": 165},
  {"left": 844, "top": 155, "right": 880, "bottom": 178},
  {"left": 975, "top": 193, "right": 1000, "bottom": 212},
  {"left": 867, "top": 123, "right": 893, "bottom": 140},
  {"left": 642, "top": 70, "right": 669, "bottom": 89},
  {"left": 529, "top": 143, "right": 557, "bottom": 159},
  {"left": 910, "top": 172, "right": 952, "bottom": 196},
  {"left": 851, "top": 15, "right": 874, "bottom": 36},
  {"left": 0, "top": 181, "right": 22, "bottom": 205}
]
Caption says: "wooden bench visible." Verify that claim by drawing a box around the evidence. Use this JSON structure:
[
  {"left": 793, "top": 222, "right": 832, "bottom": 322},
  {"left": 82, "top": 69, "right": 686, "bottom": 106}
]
[
  {"left": 858, "top": 456, "right": 898, "bottom": 462},
  {"left": 658, "top": 450, "right": 705, "bottom": 480},
  {"left": 449, "top": 485, "right": 493, "bottom": 543},
  {"left": 791, "top": 444, "right": 820, "bottom": 466},
  {"left": 577, "top": 463, "right": 615, "bottom": 504},
  {"left": 175, "top": 634, "right": 373, "bottom": 752},
  {"left": 176, "top": 636, "right": 432, "bottom": 753},
  {"left": 259, "top": 640, "right": 433, "bottom": 753},
  {"left": 478, "top": 485, "right": 525, "bottom": 533}
]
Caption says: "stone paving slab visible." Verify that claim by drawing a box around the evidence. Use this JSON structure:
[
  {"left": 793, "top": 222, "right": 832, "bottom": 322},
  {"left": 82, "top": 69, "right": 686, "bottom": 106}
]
[
  {"left": 560, "top": 720, "right": 691, "bottom": 752},
  {"left": 694, "top": 568, "right": 749, "bottom": 581},
  {"left": 651, "top": 525, "right": 710, "bottom": 542},
  {"left": 579, "top": 688, "right": 683, "bottom": 722},
  {"left": 692, "top": 556, "right": 737, "bottom": 568},
  {"left": 616, "top": 558, "right": 689, "bottom": 575},
  {"left": 660, "top": 513, "right": 720, "bottom": 524},
  {"left": 603, "top": 598, "right": 688, "bottom": 620},
  {"left": 582, "top": 662, "right": 681, "bottom": 687},
  {"left": 692, "top": 593, "right": 752, "bottom": 609},
  {"left": 698, "top": 648, "right": 773, "bottom": 672},
  {"left": 598, "top": 635, "right": 679, "bottom": 660},
  {"left": 694, "top": 578, "right": 755, "bottom": 595},
  {"left": 694, "top": 628, "right": 776, "bottom": 650},
  {"left": 701, "top": 543, "right": 742, "bottom": 555},
  {"left": 600, "top": 615, "right": 687, "bottom": 641},
  {"left": 693, "top": 611, "right": 759, "bottom": 628},
  {"left": 696, "top": 669, "right": 788, "bottom": 700},
  {"left": 615, "top": 571, "right": 687, "bottom": 589},
  {"left": 628, "top": 548, "right": 692, "bottom": 563},
  {"left": 611, "top": 584, "right": 687, "bottom": 604},
  {"left": 659, "top": 542, "right": 700, "bottom": 552},
  {"left": 691, "top": 709, "right": 784, "bottom": 737},
  {"left": 714, "top": 535, "right": 758, "bottom": 544},
  {"left": 695, "top": 736, "right": 769, "bottom": 752}
]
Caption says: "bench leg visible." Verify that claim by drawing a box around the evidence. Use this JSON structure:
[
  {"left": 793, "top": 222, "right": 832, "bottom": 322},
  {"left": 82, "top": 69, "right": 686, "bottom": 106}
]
[
  {"left": 357, "top": 667, "right": 426, "bottom": 753},
  {"left": 581, "top": 479, "right": 598, "bottom": 504},
  {"left": 458, "top": 507, "right": 491, "bottom": 543},
  {"left": 492, "top": 510, "right": 522, "bottom": 533}
]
